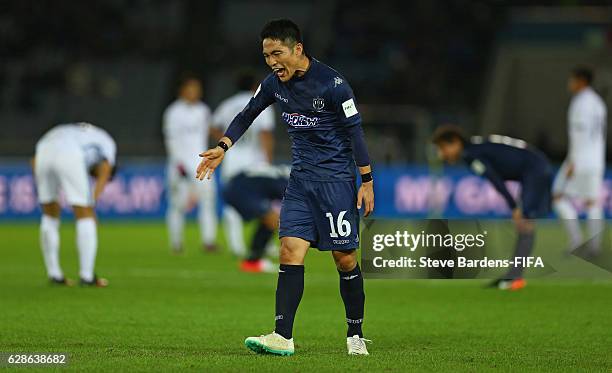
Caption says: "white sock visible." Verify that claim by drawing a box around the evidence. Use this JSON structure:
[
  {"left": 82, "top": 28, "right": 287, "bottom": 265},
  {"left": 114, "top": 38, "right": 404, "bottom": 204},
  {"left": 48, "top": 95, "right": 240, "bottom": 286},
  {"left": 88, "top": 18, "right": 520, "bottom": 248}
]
[
  {"left": 40, "top": 215, "right": 62, "bottom": 279},
  {"left": 166, "top": 207, "right": 185, "bottom": 249},
  {"left": 198, "top": 192, "right": 217, "bottom": 246},
  {"left": 554, "top": 198, "right": 582, "bottom": 250},
  {"left": 586, "top": 204, "right": 604, "bottom": 254},
  {"left": 76, "top": 218, "right": 97, "bottom": 282},
  {"left": 223, "top": 207, "right": 246, "bottom": 256}
]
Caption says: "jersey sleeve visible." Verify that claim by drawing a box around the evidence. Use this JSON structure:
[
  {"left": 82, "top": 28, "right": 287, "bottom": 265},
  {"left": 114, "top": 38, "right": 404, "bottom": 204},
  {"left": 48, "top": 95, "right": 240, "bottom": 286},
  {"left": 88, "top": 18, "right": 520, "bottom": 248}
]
[
  {"left": 83, "top": 131, "right": 116, "bottom": 167},
  {"left": 202, "top": 104, "right": 212, "bottom": 127},
  {"left": 101, "top": 136, "right": 117, "bottom": 166},
  {"left": 202, "top": 104, "right": 212, "bottom": 142},
  {"left": 567, "top": 102, "right": 585, "bottom": 163},
  {"left": 252, "top": 106, "right": 275, "bottom": 131},
  {"left": 224, "top": 76, "right": 275, "bottom": 144},
  {"left": 469, "top": 157, "right": 517, "bottom": 210},
  {"left": 332, "top": 78, "right": 362, "bottom": 127},
  {"left": 162, "top": 106, "right": 185, "bottom": 161},
  {"left": 212, "top": 103, "right": 229, "bottom": 130},
  {"left": 331, "top": 78, "right": 371, "bottom": 167}
]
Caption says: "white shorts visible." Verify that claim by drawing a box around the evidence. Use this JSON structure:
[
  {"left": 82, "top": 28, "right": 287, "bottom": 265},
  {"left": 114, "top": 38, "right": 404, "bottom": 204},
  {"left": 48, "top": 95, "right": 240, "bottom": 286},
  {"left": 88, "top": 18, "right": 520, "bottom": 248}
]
[
  {"left": 552, "top": 162, "right": 603, "bottom": 200},
  {"left": 166, "top": 161, "right": 216, "bottom": 211},
  {"left": 35, "top": 141, "right": 92, "bottom": 206}
]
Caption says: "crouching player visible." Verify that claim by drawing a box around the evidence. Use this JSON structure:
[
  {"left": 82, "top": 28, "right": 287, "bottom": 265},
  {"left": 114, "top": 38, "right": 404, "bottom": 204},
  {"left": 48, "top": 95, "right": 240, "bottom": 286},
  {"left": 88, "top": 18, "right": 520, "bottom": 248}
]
[
  {"left": 33, "top": 123, "right": 117, "bottom": 287},
  {"left": 223, "top": 165, "right": 289, "bottom": 273},
  {"left": 432, "top": 125, "right": 553, "bottom": 290}
]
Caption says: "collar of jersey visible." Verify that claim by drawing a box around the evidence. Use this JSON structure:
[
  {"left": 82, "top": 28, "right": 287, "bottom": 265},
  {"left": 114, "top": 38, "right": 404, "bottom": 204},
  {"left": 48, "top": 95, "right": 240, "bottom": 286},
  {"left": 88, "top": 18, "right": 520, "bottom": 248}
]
[{"left": 288, "top": 56, "right": 317, "bottom": 82}]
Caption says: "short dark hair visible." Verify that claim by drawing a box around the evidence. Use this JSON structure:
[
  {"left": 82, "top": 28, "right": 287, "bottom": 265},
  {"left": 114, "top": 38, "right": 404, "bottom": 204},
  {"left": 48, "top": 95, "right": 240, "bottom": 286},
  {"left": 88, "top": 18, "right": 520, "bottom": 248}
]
[
  {"left": 235, "top": 70, "right": 257, "bottom": 91},
  {"left": 571, "top": 66, "right": 593, "bottom": 85},
  {"left": 431, "top": 124, "right": 467, "bottom": 145},
  {"left": 177, "top": 72, "right": 201, "bottom": 89},
  {"left": 260, "top": 19, "right": 302, "bottom": 47}
]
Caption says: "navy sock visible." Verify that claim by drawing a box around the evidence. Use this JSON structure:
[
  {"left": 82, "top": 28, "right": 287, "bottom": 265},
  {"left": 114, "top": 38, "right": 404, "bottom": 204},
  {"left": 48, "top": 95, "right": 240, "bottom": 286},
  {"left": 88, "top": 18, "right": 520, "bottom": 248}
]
[
  {"left": 506, "top": 231, "right": 535, "bottom": 279},
  {"left": 339, "top": 263, "right": 365, "bottom": 337},
  {"left": 274, "top": 264, "right": 304, "bottom": 339},
  {"left": 247, "top": 224, "right": 273, "bottom": 261}
]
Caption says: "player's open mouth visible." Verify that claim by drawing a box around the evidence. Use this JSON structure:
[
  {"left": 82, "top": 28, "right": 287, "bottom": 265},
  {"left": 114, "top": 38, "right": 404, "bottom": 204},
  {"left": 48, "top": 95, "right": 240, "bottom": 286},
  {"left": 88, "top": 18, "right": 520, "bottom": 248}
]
[{"left": 273, "top": 68, "right": 286, "bottom": 78}]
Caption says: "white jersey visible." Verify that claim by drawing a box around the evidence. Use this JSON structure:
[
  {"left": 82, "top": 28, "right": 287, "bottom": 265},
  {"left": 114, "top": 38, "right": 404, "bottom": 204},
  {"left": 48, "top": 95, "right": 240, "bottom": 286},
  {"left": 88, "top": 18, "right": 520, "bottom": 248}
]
[
  {"left": 212, "top": 91, "right": 275, "bottom": 181},
  {"left": 567, "top": 87, "right": 607, "bottom": 171},
  {"left": 36, "top": 123, "right": 116, "bottom": 168},
  {"left": 35, "top": 123, "right": 116, "bottom": 206},
  {"left": 163, "top": 99, "right": 211, "bottom": 170}
]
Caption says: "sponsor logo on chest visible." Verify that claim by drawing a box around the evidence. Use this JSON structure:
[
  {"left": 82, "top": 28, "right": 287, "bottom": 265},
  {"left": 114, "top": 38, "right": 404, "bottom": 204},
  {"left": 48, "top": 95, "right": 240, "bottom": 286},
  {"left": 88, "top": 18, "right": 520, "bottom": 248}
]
[{"left": 281, "top": 112, "right": 319, "bottom": 128}]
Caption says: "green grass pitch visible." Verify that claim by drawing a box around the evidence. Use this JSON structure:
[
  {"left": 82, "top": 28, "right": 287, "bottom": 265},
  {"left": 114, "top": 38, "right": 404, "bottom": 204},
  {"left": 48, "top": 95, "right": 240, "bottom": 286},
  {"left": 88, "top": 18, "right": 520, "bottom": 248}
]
[{"left": 1, "top": 222, "right": 611, "bottom": 372}]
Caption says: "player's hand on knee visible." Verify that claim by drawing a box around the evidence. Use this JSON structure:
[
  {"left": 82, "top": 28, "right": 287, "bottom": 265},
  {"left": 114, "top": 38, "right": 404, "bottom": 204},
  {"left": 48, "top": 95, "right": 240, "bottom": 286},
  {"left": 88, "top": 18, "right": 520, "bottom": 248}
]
[{"left": 357, "top": 181, "right": 374, "bottom": 217}]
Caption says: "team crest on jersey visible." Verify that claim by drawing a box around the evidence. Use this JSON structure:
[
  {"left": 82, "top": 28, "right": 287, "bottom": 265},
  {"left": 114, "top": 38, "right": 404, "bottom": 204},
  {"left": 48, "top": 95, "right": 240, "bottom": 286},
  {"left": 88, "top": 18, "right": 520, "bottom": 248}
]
[
  {"left": 312, "top": 97, "right": 325, "bottom": 112},
  {"left": 334, "top": 77, "right": 343, "bottom": 87}
]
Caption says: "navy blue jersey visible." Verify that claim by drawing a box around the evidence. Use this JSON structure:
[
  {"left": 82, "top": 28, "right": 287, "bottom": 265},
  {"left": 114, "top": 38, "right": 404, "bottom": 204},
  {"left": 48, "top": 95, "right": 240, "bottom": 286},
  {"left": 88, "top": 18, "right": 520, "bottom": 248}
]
[
  {"left": 462, "top": 135, "right": 552, "bottom": 210},
  {"left": 225, "top": 58, "right": 369, "bottom": 181}
]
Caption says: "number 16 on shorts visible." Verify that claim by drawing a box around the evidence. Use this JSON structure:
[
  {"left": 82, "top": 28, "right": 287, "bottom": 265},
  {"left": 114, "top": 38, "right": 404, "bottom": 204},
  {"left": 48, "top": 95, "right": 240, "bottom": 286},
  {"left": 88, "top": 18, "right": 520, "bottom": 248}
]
[{"left": 326, "top": 210, "right": 351, "bottom": 238}]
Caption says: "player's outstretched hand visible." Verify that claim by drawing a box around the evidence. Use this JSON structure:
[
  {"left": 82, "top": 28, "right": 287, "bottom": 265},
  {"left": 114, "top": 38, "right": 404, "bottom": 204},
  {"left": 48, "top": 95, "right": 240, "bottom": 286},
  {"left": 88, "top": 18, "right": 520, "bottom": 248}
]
[
  {"left": 357, "top": 181, "right": 374, "bottom": 217},
  {"left": 196, "top": 146, "right": 225, "bottom": 180}
]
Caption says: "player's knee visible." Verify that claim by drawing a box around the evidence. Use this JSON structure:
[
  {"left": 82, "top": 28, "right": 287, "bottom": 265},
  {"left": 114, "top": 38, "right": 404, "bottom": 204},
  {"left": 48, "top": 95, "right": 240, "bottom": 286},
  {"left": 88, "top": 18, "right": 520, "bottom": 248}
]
[
  {"left": 73, "top": 206, "right": 95, "bottom": 219},
  {"left": 279, "top": 247, "right": 302, "bottom": 265},
  {"left": 41, "top": 202, "right": 61, "bottom": 218},
  {"left": 584, "top": 199, "right": 595, "bottom": 208},
  {"left": 333, "top": 250, "right": 357, "bottom": 272},
  {"left": 279, "top": 238, "right": 307, "bottom": 265},
  {"left": 517, "top": 220, "right": 535, "bottom": 234}
]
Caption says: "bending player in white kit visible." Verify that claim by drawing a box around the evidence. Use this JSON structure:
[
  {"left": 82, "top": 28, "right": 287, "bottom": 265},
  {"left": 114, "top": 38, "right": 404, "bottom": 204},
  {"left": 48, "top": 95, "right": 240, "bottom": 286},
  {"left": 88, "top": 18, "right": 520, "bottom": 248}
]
[
  {"left": 211, "top": 71, "right": 275, "bottom": 262},
  {"left": 553, "top": 66, "right": 608, "bottom": 256},
  {"left": 163, "top": 75, "right": 218, "bottom": 253},
  {"left": 33, "top": 123, "right": 117, "bottom": 287}
]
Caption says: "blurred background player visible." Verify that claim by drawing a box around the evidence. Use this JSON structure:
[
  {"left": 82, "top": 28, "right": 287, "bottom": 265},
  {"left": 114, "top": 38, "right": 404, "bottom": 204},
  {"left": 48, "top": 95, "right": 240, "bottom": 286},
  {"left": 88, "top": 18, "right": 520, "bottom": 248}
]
[
  {"left": 33, "top": 123, "right": 116, "bottom": 287},
  {"left": 433, "top": 125, "right": 553, "bottom": 290},
  {"left": 211, "top": 71, "right": 276, "bottom": 257},
  {"left": 223, "top": 165, "right": 289, "bottom": 273},
  {"left": 163, "top": 75, "right": 218, "bottom": 253},
  {"left": 553, "top": 67, "right": 608, "bottom": 256}
]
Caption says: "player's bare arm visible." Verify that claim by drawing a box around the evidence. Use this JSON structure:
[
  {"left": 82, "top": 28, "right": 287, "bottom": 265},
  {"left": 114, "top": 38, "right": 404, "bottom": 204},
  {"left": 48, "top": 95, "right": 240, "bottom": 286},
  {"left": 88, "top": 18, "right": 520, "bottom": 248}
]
[
  {"left": 92, "top": 160, "right": 113, "bottom": 201},
  {"left": 565, "top": 161, "right": 575, "bottom": 178},
  {"left": 196, "top": 136, "right": 233, "bottom": 180},
  {"left": 357, "top": 165, "right": 374, "bottom": 217}
]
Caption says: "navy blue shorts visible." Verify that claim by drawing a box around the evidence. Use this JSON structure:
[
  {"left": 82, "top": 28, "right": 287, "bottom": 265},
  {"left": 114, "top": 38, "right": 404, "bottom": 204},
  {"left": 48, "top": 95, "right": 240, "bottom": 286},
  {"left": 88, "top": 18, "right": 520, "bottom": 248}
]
[
  {"left": 279, "top": 175, "right": 360, "bottom": 251},
  {"left": 521, "top": 167, "right": 553, "bottom": 219},
  {"left": 223, "top": 174, "right": 287, "bottom": 220}
]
